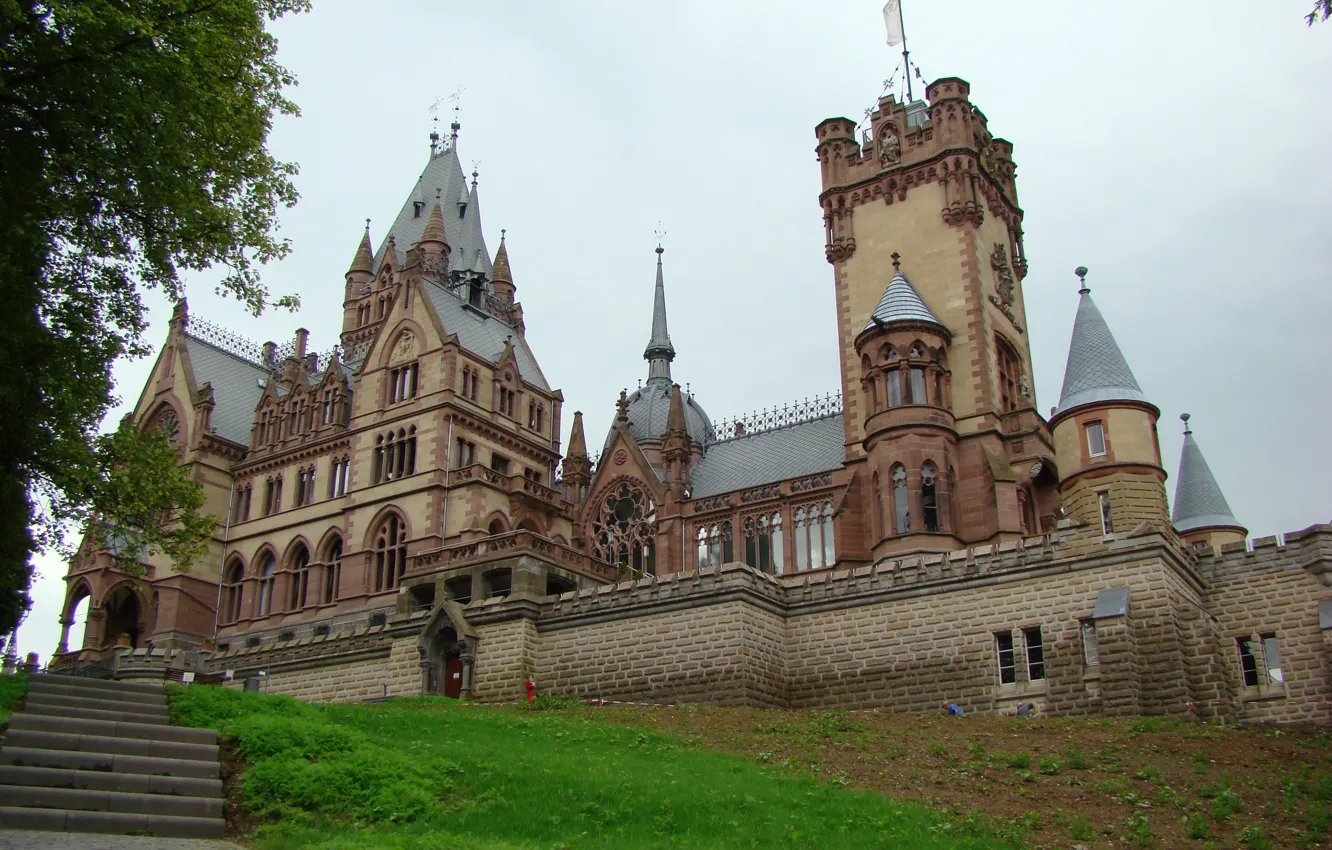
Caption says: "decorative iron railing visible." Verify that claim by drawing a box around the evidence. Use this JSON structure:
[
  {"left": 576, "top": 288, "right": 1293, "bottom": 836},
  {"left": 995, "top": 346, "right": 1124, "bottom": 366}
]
[
  {"left": 184, "top": 316, "right": 267, "bottom": 365},
  {"left": 710, "top": 392, "right": 842, "bottom": 443}
]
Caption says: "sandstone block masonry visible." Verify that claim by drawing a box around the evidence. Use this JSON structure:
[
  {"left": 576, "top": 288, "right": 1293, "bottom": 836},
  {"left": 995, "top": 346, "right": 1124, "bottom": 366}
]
[{"left": 202, "top": 524, "right": 1332, "bottom": 724}]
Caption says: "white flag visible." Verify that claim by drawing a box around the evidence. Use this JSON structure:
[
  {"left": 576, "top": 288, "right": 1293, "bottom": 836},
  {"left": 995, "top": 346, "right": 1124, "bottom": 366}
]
[{"left": 883, "top": 0, "right": 904, "bottom": 47}]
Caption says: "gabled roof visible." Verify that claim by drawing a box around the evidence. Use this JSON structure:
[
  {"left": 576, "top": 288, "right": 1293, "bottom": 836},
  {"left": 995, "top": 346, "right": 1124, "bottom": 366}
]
[
  {"left": 420, "top": 279, "right": 549, "bottom": 390},
  {"left": 690, "top": 414, "right": 845, "bottom": 498},
  {"left": 1172, "top": 421, "right": 1243, "bottom": 533},
  {"left": 181, "top": 336, "right": 267, "bottom": 445},
  {"left": 864, "top": 271, "right": 945, "bottom": 331},
  {"left": 372, "top": 148, "right": 491, "bottom": 277},
  {"left": 1055, "top": 286, "right": 1147, "bottom": 415}
]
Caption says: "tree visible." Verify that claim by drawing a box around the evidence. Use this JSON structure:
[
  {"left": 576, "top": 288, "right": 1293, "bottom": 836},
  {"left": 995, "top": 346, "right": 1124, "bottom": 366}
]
[
  {"left": 1311, "top": 1, "right": 1331, "bottom": 25},
  {"left": 0, "top": 0, "right": 307, "bottom": 634}
]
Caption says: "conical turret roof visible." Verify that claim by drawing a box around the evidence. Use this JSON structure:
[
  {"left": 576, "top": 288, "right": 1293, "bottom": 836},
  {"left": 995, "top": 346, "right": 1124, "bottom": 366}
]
[
  {"left": 1055, "top": 274, "right": 1147, "bottom": 415},
  {"left": 864, "top": 270, "right": 945, "bottom": 331},
  {"left": 491, "top": 230, "right": 513, "bottom": 284},
  {"left": 420, "top": 202, "right": 449, "bottom": 246},
  {"left": 347, "top": 228, "right": 374, "bottom": 276},
  {"left": 1172, "top": 417, "right": 1243, "bottom": 533},
  {"left": 567, "top": 410, "right": 588, "bottom": 459}
]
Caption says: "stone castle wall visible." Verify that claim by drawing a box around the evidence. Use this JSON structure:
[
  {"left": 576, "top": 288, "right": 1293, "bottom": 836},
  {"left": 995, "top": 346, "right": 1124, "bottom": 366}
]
[{"left": 201, "top": 525, "right": 1332, "bottom": 724}]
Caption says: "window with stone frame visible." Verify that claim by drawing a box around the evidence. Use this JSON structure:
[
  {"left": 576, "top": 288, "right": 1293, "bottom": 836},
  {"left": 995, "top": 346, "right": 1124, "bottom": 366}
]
[
  {"left": 373, "top": 514, "right": 408, "bottom": 593},
  {"left": 1080, "top": 620, "right": 1100, "bottom": 668},
  {"left": 256, "top": 553, "right": 277, "bottom": 617},
  {"left": 387, "top": 362, "right": 419, "bottom": 405},
  {"left": 460, "top": 366, "right": 480, "bottom": 401},
  {"left": 454, "top": 438, "right": 476, "bottom": 469},
  {"left": 288, "top": 545, "right": 310, "bottom": 611},
  {"left": 995, "top": 335, "right": 1023, "bottom": 413},
  {"left": 498, "top": 385, "right": 516, "bottom": 417},
  {"left": 1023, "top": 626, "right": 1045, "bottom": 681},
  {"left": 373, "top": 427, "right": 417, "bottom": 483},
  {"left": 592, "top": 480, "right": 657, "bottom": 578},
  {"left": 995, "top": 631, "right": 1017, "bottom": 684},
  {"left": 232, "top": 484, "right": 252, "bottom": 524},
  {"left": 696, "top": 521, "right": 734, "bottom": 569},
  {"left": 295, "top": 466, "right": 317, "bottom": 506},
  {"left": 743, "top": 512, "right": 784, "bottom": 575},
  {"left": 921, "top": 461, "right": 939, "bottom": 532},
  {"left": 144, "top": 406, "right": 181, "bottom": 447},
  {"left": 793, "top": 501, "right": 835, "bottom": 571},
  {"left": 891, "top": 464, "right": 909, "bottom": 534},
  {"left": 323, "top": 537, "right": 342, "bottom": 605},
  {"left": 1238, "top": 634, "right": 1283, "bottom": 688},
  {"left": 328, "top": 456, "right": 350, "bottom": 498},
  {"left": 1097, "top": 490, "right": 1113, "bottom": 536},
  {"left": 1085, "top": 420, "right": 1107, "bottom": 457},
  {"left": 221, "top": 558, "right": 244, "bottom": 624}
]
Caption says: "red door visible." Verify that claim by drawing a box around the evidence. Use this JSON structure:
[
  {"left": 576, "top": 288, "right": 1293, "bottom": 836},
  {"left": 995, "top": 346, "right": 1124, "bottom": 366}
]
[{"left": 444, "top": 657, "right": 464, "bottom": 698}]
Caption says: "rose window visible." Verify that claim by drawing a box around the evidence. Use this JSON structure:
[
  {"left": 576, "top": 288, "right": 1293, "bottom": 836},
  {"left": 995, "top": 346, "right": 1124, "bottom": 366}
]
[{"left": 592, "top": 481, "right": 657, "bottom": 577}]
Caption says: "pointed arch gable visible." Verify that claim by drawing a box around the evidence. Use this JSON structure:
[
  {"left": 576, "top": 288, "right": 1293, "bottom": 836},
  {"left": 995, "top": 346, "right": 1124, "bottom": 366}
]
[
  {"left": 583, "top": 427, "right": 665, "bottom": 524},
  {"left": 250, "top": 544, "right": 279, "bottom": 577},
  {"left": 416, "top": 600, "right": 477, "bottom": 655},
  {"left": 514, "top": 513, "right": 547, "bottom": 536},
  {"left": 315, "top": 527, "right": 345, "bottom": 560},
  {"left": 281, "top": 535, "right": 313, "bottom": 568},
  {"left": 63, "top": 578, "right": 93, "bottom": 620},
  {"left": 375, "top": 318, "right": 430, "bottom": 370},
  {"left": 362, "top": 505, "right": 411, "bottom": 550}
]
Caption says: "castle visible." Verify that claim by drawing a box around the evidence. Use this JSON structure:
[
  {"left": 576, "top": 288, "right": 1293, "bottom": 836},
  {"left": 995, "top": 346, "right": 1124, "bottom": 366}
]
[{"left": 51, "top": 73, "right": 1332, "bottom": 723}]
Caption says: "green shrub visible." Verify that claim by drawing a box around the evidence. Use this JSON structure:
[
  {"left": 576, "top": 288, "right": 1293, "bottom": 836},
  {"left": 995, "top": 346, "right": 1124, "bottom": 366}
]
[
  {"left": 1122, "top": 813, "right": 1153, "bottom": 847},
  {"left": 525, "top": 693, "right": 580, "bottom": 711},
  {"left": 1038, "top": 757, "right": 1061, "bottom": 776},
  {"left": 1306, "top": 802, "right": 1331, "bottom": 836},
  {"left": 1311, "top": 771, "right": 1332, "bottom": 802},
  {"left": 930, "top": 742, "right": 950, "bottom": 759},
  {"left": 993, "top": 751, "right": 1030, "bottom": 770},
  {"left": 1069, "top": 812, "right": 1095, "bottom": 840},
  {"left": 1238, "top": 824, "right": 1270, "bottom": 849},
  {"left": 1063, "top": 748, "right": 1089, "bottom": 770},
  {"left": 227, "top": 713, "right": 365, "bottom": 763},
  {"left": 0, "top": 673, "right": 26, "bottom": 725},
  {"left": 1210, "top": 787, "right": 1243, "bottom": 821},
  {"left": 1184, "top": 812, "right": 1209, "bottom": 839}
]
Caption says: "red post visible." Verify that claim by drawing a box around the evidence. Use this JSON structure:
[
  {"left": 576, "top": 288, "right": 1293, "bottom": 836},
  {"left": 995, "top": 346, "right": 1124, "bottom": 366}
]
[{"left": 525, "top": 678, "right": 536, "bottom": 704}]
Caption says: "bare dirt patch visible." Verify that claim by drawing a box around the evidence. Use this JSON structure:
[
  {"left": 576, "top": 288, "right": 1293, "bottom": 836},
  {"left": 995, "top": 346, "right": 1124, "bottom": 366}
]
[{"left": 575, "top": 705, "right": 1332, "bottom": 849}]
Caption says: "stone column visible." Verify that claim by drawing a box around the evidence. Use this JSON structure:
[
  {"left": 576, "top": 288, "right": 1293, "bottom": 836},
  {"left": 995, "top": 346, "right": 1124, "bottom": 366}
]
[
  {"left": 460, "top": 649, "right": 475, "bottom": 700},
  {"left": 56, "top": 617, "right": 74, "bottom": 655}
]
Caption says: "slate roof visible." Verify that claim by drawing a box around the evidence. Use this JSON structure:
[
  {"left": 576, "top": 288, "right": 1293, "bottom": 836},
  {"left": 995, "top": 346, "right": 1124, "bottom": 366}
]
[
  {"left": 604, "top": 377, "right": 714, "bottom": 453},
  {"left": 182, "top": 335, "right": 268, "bottom": 445},
  {"left": 421, "top": 280, "right": 550, "bottom": 390},
  {"left": 689, "top": 414, "right": 845, "bottom": 498},
  {"left": 372, "top": 147, "right": 491, "bottom": 278},
  {"left": 1055, "top": 289, "right": 1147, "bottom": 415},
  {"left": 1172, "top": 427, "right": 1243, "bottom": 532},
  {"left": 864, "top": 271, "right": 945, "bottom": 331}
]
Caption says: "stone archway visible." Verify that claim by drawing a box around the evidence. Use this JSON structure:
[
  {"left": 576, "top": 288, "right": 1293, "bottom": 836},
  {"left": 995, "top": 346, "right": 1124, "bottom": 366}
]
[
  {"left": 417, "top": 601, "right": 477, "bottom": 699},
  {"left": 102, "top": 585, "right": 145, "bottom": 649}
]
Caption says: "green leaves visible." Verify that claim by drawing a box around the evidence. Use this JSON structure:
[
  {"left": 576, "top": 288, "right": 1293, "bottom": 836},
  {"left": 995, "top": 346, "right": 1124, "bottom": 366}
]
[{"left": 0, "top": 0, "right": 306, "bottom": 630}]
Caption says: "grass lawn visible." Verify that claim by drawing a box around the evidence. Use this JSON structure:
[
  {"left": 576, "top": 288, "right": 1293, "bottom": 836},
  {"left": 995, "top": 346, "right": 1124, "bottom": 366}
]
[
  {"left": 0, "top": 673, "right": 26, "bottom": 726},
  {"left": 167, "top": 687, "right": 1020, "bottom": 850}
]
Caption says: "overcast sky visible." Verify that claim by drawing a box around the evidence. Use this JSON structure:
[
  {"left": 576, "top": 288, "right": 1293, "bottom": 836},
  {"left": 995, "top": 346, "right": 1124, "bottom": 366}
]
[{"left": 21, "top": 0, "right": 1331, "bottom": 658}]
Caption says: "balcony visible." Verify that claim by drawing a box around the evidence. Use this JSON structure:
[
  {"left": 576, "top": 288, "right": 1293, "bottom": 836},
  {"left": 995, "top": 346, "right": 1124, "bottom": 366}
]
[{"left": 409, "top": 530, "right": 620, "bottom": 584}]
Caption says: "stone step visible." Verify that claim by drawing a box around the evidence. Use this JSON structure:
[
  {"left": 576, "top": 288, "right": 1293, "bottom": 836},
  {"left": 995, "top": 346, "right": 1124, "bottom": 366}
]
[
  {"left": 0, "top": 806, "right": 224, "bottom": 839},
  {"left": 0, "top": 764, "right": 221, "bottom": 799},
  {"left": 27, "top": 681, "right": 166, "bottom": 708},
  {"left": 0, "top": 747, "right": 219, "bottom": 780},
  {"left": 0, "top": 783, "right": 222, "bottom": 819},
  {"left": 27, "top": 674, "right": 165, "bottom": 697},
  {"left": 3, "top": 730, "right": 217, "bottom": 763},
  {"left": 7, "top": 713, "right": 215, "bottom": 746},
  {"left": 24, "top": 693, "right": 169, "bottom": 719},
  {"left": 15, "top": 702, "right": 169, "bottom": 726}
]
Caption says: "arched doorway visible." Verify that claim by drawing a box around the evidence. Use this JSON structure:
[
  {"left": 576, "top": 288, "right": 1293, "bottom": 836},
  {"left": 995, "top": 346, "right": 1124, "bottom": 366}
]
[
  {"left": 426, "top": 627, "right": 464, "bottom": 698},
  {"left": 102, "top": 586, "right": 142, "bottom": 648}
]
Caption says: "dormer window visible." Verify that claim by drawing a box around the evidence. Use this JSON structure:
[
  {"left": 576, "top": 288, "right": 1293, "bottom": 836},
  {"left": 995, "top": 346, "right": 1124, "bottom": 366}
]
[
  {"left": 1086, "top": 421, "right": 1107, "bottom": 457},
  {"left": 468, "top": 279, "right": 483, "bottom": 308},
  {"left": 387, "top": 363, "right": 418, "bottom": 405},
  {"left": 413, "top": 201, "right": 424, "bottom": 218}
]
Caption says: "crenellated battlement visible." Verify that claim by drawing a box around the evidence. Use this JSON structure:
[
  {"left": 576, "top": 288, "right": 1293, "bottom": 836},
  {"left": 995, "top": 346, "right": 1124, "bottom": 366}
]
[{"left": 1199, "top": 524, "right": 1332, "bottom": 583}]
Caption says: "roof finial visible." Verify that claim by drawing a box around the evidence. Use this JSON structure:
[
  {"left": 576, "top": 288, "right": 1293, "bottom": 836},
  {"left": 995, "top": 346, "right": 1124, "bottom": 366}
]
[
  {"left": 448, "top": 87, "right": 465, "bottom": 149},
  {"left": 654, "top": 221, "right": 666, "bottom": 259},
  {"left": 428, "top": 96, "right": 444, "bottom": 155},
  {"left": 364, "top": 218, "right": 370, "bottom": 234},
  {"left": 500, "top": 227, "right": 506, "bottom": 241},
  {"left": 1075, "top": 265, "right": 1090, "bottom": 295},
  {"left": 471, "top": 160, "right": 480, "bottom": 190},
  {"left": 1180, "top": 412, "right": 1192, "bottom": 435},
  {"left": 891, "top": 251, "right": 901, "bottom": 273}
]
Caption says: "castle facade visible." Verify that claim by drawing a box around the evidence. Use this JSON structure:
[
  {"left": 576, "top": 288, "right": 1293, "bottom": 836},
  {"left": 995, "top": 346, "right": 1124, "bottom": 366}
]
[{"left": 52, "top": 77, "right": 1332, "bottom": 723}]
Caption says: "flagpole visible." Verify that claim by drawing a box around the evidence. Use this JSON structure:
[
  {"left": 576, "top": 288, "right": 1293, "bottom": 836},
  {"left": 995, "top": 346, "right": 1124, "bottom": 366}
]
[{"left": 898, "top": 0, "right": 913, "bottom": 102}]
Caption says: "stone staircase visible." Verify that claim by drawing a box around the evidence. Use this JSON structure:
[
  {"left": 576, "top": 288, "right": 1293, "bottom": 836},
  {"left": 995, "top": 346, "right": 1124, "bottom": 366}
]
[{"left": 0, "top": 673, "right": 224, "bottom": 838}]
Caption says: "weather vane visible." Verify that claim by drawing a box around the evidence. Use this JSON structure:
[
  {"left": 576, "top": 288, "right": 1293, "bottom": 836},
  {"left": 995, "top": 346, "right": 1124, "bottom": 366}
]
[
  {"left": 654, "top": 221, "right": 666, "bottom": 251},
  {"left": 427, "top": 96, "right": 443, "bottom": 154}
]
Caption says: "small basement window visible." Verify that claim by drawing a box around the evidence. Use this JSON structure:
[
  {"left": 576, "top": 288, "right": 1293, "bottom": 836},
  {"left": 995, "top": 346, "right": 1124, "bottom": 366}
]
[
  {"left": 483, "top": 569, "right": 511, "bottom": 599},
  {"left": 1023, "top": 627, "right": 1045, "bottom": 681}
]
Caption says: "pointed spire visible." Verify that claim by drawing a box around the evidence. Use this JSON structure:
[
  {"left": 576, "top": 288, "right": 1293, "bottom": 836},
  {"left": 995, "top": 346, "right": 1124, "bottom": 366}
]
[
  {"left": 568, "top": 410, "right": 588, "bottom": 459},
  {"left": 1055, "top": 266, "right": 1147, "bottom": 415},
  {"left": 347, "top": 221, "right": 374, "bottom": 276},
  {"left": 491, "top": 229, "right": 515, "bottom": 304},
  {"left": 863, "top": 259, "right": 946, "bottom": 331},
  {"left": 616, "top": 389, "right": 630, "bottom": 424},
  {"left": 665, "top": 383, "right": 688, "bottom": 436},
  {"left": 1172, "top": 414, "right": 1244, "bottom": 533},
  {"left": 420, "top": 201, "right": 449, "bottom": 247},
  {"left": 643, "top": 245, "right": 676, "bottom": 382}
]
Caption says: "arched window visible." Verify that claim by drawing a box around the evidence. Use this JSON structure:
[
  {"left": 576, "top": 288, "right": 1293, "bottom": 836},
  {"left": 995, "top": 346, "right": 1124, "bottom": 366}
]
[
  {"left": 323, "top": 537, "right": 342, "bottom": 605},
  {"left": 892, "top": 464, "right": 910, "bottom": 534},
  {"left": 886, "top": 369, "right": 903, "bottom": 407},
  {"left": 922, "top": 462, "right": 939, "bottom": 532},
  {"left": 696, "top": 522, "right": 733, "bottom": 568},
  {"left": 744, "top": 513, "right": 784, "bottom": 575},
  {"left": 794, "top": 503, "right": 835, "bottom": 571},
  {"left": 256, "top": 553, "right": 277, "bottom": 617},
  {"left": 488, "top": 518, "right": 507, "bottom": 535},
  {"left": 221, "top": 559, "right": 244, "bottom": 624},
  {"left": 872, "top": 472, "right": 883, "bottom": 541},
  {"left": 820, "top": 503, "right": 835, "bottom": 567},
  {"left": 374, "top": 515, "right": 407, "bottom": 592},
  {"left": 288, "top": 545, "right": 310, "bottom": 610},
  {"left": 592, "top": 481, "right": 657, "bottom": 578},
  {"left": 375, "top": 428, "right": 417, "bottom": 483}
]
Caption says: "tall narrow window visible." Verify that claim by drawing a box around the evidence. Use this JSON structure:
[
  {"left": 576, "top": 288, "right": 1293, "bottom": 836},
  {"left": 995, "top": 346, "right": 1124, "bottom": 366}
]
[
  {"left": 222, "top": 559, "right": 244, "bottom": 624},
  {"left": 373, "top": 435, "right": 385, "bottom": 482},
  {"left": 743, "top": 514, "right": 784, "bottom": 575},
  {"left": 1238, "top": 637, "right": 1260, "bottom": 688},
  {"left": 1086, "top": 421, "right": 1107, "bottom": 457},
  {"left": 892, "top": 464, "right": 909, "bottom": 534},
  {"left": 886, "top": 370, "right": 903, "bottom": 407},
  {"left": 1098, "top": 491, "right": 1113, "bottom": 535},
  {"left": 324, "top": 538, "right": 342, "bottom": 605},
  {"left": 272, "top": 476, "right": 282, "bottom": 512},
  {"left": 1080, "top": 620, "right": 1100, "bottom": 667},
  {"left": 909, "top": 367, "right": 928, "bottom": 405},
  {"left": 455, "top": 438, "right": 475, "bottom": 468},
  {"left": 256, "top": 554, "right": 276, "bottom": 617},
  {"left": 1023, "top": 626, "right": 1045, "bottom": 681},
  {"left": 289, "top": 546, "right": 310, "bottom": 611},
  {"left": 995, "top": 632, "right": 1016, "bottom": 684},
  {"left": 820, "top": 503, "right": 835, "bottom": 567},
  {"left": 871, "top": 473, "right": 883, "bottom": 541},
  {"left": 921, "top": 462, "right": 939, "bottom": 532},
  {"left": 995, "top": 336, "right": 1022, "bottom": 413},
  {"left": 374, "top": 515, "right": 407, "bottom": 592},
  {"left": 1264, "top": 634, "right": 1284, "bottom": 684},
  {"left": 794, "top": 508, "right": 809, "bottom": 571}
]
